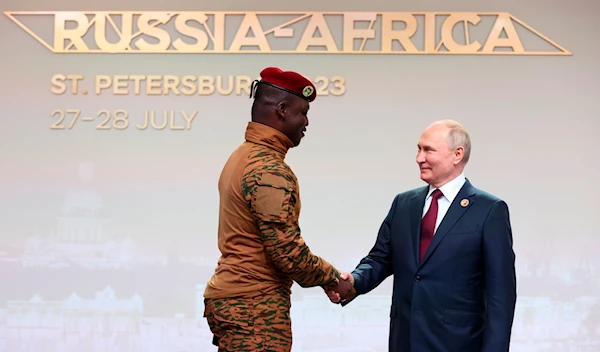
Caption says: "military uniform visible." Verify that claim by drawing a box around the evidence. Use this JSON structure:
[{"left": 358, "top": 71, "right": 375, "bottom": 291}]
[{"left": 204, "top": 68, "right": 341, "bottom": 351}]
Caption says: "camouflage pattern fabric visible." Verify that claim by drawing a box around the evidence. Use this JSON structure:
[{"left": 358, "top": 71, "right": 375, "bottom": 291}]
[
  {"left": 203, "top": 123, "right": 342, "bottom": 351},
  {"left": 241, "top": 145, "right": 340, "bottom": 289},
  {"left": 204, "top": 288, "right": 292, "bottom": 352}
]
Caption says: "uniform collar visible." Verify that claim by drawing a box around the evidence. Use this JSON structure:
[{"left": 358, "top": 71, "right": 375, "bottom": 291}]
[{"left": 244, "top": 122, "right": 294, "bottom": 155}]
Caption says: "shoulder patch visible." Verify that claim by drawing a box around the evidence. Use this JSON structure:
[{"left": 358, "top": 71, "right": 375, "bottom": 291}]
[
  {"left": 255, "top": 186, "right": 286, "bottom": 216},
  {"left": 253, "top": 173, "right": 294, "bottom": 219}
]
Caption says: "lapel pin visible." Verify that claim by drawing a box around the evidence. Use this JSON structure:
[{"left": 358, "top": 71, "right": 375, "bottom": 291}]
[{"left": 460, "top": 199, "right": 469, "bottom": 207}]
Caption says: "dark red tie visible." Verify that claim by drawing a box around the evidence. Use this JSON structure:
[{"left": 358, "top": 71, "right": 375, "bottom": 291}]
[{"left": 420, "top": 189, "right": 443, "bottom": 262}]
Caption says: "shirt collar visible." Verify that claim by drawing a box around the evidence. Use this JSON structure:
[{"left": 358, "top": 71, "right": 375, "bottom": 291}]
[
  {"left": 244, "top": 122, "right": 294, "bottom": 155},
  {"left": 427, "top": 173, "right": 466, "bottom": 203}
]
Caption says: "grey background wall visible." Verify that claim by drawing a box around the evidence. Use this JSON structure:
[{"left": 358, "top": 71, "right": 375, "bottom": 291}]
[{"left": 0, "top": 0, "right": 598, "bottom": 351}]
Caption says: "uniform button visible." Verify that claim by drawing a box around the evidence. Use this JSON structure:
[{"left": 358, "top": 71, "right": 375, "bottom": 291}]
[{"left": 415, "top": 276, "right": 421, "bottom": 282}]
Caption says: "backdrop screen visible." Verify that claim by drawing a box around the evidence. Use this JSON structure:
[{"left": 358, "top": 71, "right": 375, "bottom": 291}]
[{"left": 0, "top": 0, "right": 598, "bottom": 351}]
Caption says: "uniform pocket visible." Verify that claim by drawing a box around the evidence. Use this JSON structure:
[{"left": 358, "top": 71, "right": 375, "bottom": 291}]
[{"left": 206, "top": 298, "right": 255, "bottom": 332}]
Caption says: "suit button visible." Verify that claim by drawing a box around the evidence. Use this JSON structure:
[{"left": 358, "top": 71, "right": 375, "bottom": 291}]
[{"left": 415, "top": 276, "right": 421, "bottom": 282}]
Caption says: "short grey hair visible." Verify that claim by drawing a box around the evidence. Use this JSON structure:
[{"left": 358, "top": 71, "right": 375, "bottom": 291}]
[{"left": 433, "top": 119, "right": 471, "bottom": 165}]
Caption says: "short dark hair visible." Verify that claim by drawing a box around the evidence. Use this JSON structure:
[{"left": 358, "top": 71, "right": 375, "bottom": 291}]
[{"left": 251, "top": 83, "right": 292, "bottom": 121}]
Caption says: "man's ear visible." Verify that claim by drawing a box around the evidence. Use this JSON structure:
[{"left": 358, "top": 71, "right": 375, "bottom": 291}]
[
  {"left": 276, "top": 102, "right": 287, "bottom": 119},
  {"left": 453, "top": 146, "right": 464, "bottom": 165}
]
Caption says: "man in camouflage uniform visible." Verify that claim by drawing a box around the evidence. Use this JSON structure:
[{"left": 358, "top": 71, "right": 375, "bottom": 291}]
[{"left": 203, "top": 67, "right": 353, "bottom": 351}]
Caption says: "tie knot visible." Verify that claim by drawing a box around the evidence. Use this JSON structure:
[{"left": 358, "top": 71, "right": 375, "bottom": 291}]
[{"left": 431, "top": 189, "right": 443, "bottom": 200}]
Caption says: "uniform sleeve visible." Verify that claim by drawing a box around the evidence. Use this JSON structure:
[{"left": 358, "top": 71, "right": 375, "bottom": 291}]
[{"left": 243, "top": 171, "right": 340, "bottom": 289}]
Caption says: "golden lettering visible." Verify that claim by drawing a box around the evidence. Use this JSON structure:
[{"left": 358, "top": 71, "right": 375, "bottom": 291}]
[
  {"left": 113, "top": 75, "right": 129, "bottom": 95},
  {"left": 137, "top": 112, "right": 148, "bottom": 130},
  {"left": 60, "top": 75, "right": 343, "bottom": 96},
  {"left": 130, "top": 75, "right": 144, "bottom": 94},
  {"left": 216, "top": 76, "right": 234, "bottom": 95},
  {"left": 149, "top": 110, "right": 167, "bottom": 130},
  {"left": 482, "top": 13, "right": 525, "bottom": 53},
  {"left": 229, "top": 14, "right": 269, "bottom": 52},
  {"left": 53, "top": 12, "right": 89, "bottom": 51},
  {"left": 180, "top": 76, "right": 196, "bottom": 95},
  {"left": 172, "top": 12, "right": 210, "bottom": 52},
  {"left": 297, "top": 13, "right": 338, "bottom": 52},
  {"left": 182, "top": 110, "right": 198, "bottom": 129},
  {"left": 136, "top": 13, "right": 171, "bottom": 51},
  {"left": 163, "top": 75, "right": 180, "bottom": 95},
  {"left": 50, "top": 74, "right": 67, "bottom": 95},
  {"left": 5, "top": 11, "right": 569, "bottom": 55},
  {"left": 314, "top": 76, "right": 329, "bottom": 96},
  {"left": 94, "top": 12, "right": 133, "bottom": 52},
  {"left": 95, "top": 75, "right": 111, "bottom": 94},
  {"left": 137, "top": 110, "right": 197, "bottom": 130},
  {"left": 45, "top": 109, "right": 197, "bottom": 131},
  {"left": 212, "top": 13, "right": 226, "bottom": 52},
  {"left": 330, "top": 76, "right": 346, "bottom": 96},
  {"left": 97, "top": 110, "right": 112, "bottom": 129},
  {"left": 236, "top": 76, "right": 252, "bottom": 95},
  {"left": 50, "top": 109, "right": 81, "bottom": 129},
  {"left": 381, "top": 13, "right": 418, "bottom": 53},
  {"left": 170, "top": 111, "right": 184, "bottom": 130},
  {"left": 344, "top": 12, "right": 377, "bottom": 52},
  {"left": 112, "top": 110, "right": 129, "bottom": 130},
  {"left": 198, "top": 76, "right": 215, "bottom": 95},
  {"left": 50, "top": 74, "right": 83, "bottom": 95},
  {"left": 146, "top": 75, "right": 162, "bottom": 95},
  {"left": 440, "top": 14, "right": 482, "bottom": 53},
  {"left": 424, "top": 13, "right": 436, "bottom": 53}
]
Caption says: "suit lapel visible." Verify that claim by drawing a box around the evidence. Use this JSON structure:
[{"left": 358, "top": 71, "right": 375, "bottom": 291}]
[
  {"left": 419, "top": 180, "right": 476, "bottom": 267},
  {"left": 410, "top": 187, "right": 429, "bottom": 268}
]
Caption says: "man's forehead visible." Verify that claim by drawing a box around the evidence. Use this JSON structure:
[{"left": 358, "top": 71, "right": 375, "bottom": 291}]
[
  {"left": 423, "top": 126, "right": 449, "bottom": 139},
  {"left": 418, "top": 139, "right": 433, "bottom": 148},
  {"left": 298, "top": 99, "right": 309, "bottom": 110}
]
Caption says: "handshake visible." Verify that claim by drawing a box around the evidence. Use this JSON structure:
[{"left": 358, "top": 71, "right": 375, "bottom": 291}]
[{"left": 324, "top": 272, "right": 356, "bottom": 305}]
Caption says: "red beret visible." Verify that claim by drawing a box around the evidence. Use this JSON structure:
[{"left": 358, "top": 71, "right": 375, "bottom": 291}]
[{"left": 254, "top": 67, "right": 316, "bottom": 102}]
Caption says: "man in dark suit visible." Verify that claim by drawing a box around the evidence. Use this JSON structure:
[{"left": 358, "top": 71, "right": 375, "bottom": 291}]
[{"left": 326, "top": 120, "right": 517, "bottom": 352}]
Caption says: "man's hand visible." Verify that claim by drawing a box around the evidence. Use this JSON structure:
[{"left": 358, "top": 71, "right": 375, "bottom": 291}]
[{"left": 325, "top": 272, "right": 355, "bottom": 304}]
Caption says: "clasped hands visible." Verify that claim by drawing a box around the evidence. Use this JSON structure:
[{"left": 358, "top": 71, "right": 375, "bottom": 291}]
[{"left": 324, "top": 272, "right": 355, "bottom": 304}]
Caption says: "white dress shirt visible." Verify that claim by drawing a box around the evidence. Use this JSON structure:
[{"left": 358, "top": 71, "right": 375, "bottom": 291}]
[{"left": 422, "top": 173, "right": 466, "bottom": 234}]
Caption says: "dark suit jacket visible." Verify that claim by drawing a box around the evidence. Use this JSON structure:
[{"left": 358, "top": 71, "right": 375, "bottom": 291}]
[{"left": 347, "top": 179, "right": 516, "bottom": 352}]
